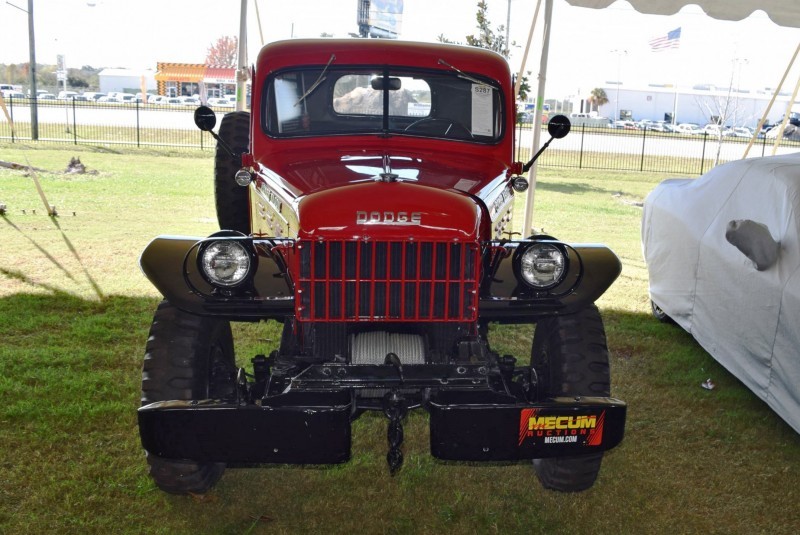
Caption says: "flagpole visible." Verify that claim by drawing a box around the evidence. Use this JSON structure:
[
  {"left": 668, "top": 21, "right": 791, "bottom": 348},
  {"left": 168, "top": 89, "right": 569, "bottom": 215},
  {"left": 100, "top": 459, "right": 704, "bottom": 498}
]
[
  {"left": 649, "top": 27, "right": 681, "bottom": 125},
  {"left": 672, "top": 47, "right": 679, "bottom": 125}
]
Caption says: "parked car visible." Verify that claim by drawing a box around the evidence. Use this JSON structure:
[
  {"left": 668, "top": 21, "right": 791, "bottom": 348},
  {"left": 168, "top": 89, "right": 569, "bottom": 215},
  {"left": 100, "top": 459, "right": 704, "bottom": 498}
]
[
  {"left": 57, "top": 90, "right": 78, "bottom": 100},
  {"left": 83, "top": 92, "right": 106, "bottom": 101},
  {"left": 2, "top": 91, "right": 26, "bottom": 100},
  {"left": 676, "top": 123, "right": 703, "bottom": 135},
  {"left": 207, "top": 97, "right": 234, "bottom": 108},
  {"left": 642, "top": 153, "right": 800, "bottom": 435},
  {"left": 179, "top": 96, "right": 200, "bottom": 105},
  {"left": 702, "top": 124, "right": 723, "bottom": 136},
  {"left": 728, "top": 126, "right": 753, "bottom": 138},
  {"left": 147, "top": 95, "right": 167, "bottom": 105},
  {"left": 36, "top": 92, "right": 55, "bottom": 100},
  {"left": 613, "top": 120, "right": 636, "bottom": 129}
]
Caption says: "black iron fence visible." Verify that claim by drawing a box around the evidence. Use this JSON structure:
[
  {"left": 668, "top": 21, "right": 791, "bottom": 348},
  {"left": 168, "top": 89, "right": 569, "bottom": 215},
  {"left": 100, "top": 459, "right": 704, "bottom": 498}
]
[
  {"left": 0, "top": 96, "right": 218, "bottom": 149},
  {"left": 2, "top": 96, "right": 799, "bottom": 175},
  {"left": 517, "top": 123, "right": 800, "bottom": 175}
]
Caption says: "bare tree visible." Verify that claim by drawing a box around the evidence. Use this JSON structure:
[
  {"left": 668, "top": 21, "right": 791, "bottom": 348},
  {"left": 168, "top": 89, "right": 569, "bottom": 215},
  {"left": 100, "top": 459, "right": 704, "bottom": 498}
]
[{"left": 206, "top": 36, "right": 238, "bottom": 67}]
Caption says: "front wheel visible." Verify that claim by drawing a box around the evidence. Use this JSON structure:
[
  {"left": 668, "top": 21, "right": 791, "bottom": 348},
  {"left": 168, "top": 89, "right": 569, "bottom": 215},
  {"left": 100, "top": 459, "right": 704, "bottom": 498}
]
[
  {"left": 650, "top": 299, "right": 675, "bottom": 324},
  {"left": 140, "top": 300, "right": 237, "bottom": 494},
  {"left": 530, "top": 304, "right": 611, "bottom": 492}
]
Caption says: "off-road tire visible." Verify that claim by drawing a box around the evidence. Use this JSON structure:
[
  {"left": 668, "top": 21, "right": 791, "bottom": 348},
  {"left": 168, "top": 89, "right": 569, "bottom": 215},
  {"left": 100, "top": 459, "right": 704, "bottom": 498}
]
[
  {"left": 530, "top": 304, "right": 611, "bottom": 492},
  {"left": 141, "top": 300, "right": 237, "bottom": 495},
  {"left": 214, "top": 111, "right": 250, "bottom": 233}
]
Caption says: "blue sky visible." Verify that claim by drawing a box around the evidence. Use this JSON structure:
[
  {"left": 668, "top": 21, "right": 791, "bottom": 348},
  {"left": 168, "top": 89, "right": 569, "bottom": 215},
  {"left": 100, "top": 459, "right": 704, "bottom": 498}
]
[{"left": 1, "top": 0, "right": 798, "bottom": 98}]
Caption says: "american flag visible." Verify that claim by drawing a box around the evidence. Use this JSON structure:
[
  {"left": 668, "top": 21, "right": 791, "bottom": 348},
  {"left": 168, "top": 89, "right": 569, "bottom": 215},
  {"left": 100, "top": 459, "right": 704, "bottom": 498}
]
[{"left": 649, "top": 27, "right": 681, "bottom": 52}]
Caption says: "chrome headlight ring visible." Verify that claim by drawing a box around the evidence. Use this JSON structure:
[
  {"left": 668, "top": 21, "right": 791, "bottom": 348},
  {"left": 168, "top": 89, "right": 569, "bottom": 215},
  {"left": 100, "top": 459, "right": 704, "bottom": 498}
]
[
  {"left": 513, "top": 241, "right": 569, "bottom": 291},
  {"left": 196, "top": 231, "right": 257, "bottom": 290}
]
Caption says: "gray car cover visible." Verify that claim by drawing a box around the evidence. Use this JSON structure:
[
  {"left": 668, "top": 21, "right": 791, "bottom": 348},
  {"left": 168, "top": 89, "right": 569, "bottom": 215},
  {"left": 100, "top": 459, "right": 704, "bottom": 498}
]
[{"left": 642, "top": 153, "right": 800, "bottom": 434}]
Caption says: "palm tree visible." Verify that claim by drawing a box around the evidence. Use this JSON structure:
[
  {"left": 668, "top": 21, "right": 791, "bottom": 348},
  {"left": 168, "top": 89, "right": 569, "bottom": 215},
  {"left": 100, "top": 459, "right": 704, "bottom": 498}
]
[{"left": 587, "top": 88, "right": 609, "bottom": 113}]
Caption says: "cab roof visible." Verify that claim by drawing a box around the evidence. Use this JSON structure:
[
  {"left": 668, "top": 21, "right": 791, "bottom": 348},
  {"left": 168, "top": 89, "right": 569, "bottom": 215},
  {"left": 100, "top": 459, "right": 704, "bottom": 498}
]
[{"left": 255, "top": 39, "right": 511, "bottom": 86}]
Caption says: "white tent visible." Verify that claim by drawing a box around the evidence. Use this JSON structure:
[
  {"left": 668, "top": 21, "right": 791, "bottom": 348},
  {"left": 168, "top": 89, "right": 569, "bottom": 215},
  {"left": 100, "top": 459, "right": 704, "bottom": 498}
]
[{"left": 563, "top": 1, "right": 800, "bottom": 27}]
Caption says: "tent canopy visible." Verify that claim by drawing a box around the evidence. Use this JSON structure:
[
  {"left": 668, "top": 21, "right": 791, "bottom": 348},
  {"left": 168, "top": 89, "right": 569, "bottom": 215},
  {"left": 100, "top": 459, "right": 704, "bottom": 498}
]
[{"left": 563, "top": 1, "right": 800, "bottom": 28}]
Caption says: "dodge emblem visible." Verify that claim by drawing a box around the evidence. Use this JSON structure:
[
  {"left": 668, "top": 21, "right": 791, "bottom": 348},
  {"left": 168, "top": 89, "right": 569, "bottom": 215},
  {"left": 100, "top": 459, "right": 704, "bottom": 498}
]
[{"left": 356, "top": 211, "right": 422, "bottom": 225}]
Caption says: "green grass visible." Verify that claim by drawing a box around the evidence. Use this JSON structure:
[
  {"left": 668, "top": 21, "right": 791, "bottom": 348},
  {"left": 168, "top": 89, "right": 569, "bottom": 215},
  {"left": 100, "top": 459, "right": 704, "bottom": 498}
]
[{"left": 1, "top": 143, "right": 799, "bottom": 534}]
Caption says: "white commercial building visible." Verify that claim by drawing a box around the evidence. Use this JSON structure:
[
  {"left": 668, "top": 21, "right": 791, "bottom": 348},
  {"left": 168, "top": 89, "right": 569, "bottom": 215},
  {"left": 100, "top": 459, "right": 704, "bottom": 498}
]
[
  {"left": 591, "top": 84, "right": 796, "bottom": 128},
  {"left": 98, "top": 69, "right": 157, "bottom": 95}
]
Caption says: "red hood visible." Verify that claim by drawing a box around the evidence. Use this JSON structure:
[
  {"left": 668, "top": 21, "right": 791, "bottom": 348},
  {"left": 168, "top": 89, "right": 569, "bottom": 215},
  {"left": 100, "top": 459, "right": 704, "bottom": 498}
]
[
  {"left": 297, "top": 180, "right": 483, "bottom": 241},
  {"left": 258, "top": 146, "right": 509, "bottom": 198}
]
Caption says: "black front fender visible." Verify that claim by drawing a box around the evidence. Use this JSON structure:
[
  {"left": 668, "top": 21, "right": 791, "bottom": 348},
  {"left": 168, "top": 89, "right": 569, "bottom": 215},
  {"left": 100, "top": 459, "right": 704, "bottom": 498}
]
[
  {"left": 479, "top": 241, "right": 621, "bottom": 322},
  {"left": 139, "top": 235, "right": 294, "bottom": 319}
]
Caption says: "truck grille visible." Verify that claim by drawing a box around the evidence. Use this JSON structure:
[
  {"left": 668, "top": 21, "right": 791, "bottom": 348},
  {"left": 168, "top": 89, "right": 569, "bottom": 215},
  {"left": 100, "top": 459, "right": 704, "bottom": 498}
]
[{"left": 292, "top": 240, "right": 480, "bottom": 322}]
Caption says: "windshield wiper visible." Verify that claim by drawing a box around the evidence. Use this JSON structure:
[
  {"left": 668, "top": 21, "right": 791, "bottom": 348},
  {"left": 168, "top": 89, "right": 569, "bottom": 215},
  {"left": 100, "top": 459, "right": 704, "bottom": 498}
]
[
  {"left": 438, "top": 58, "right": 492, "bottom": 87},
  {"left": 295, "top": 54, "right": 336, "bottom": 107}
]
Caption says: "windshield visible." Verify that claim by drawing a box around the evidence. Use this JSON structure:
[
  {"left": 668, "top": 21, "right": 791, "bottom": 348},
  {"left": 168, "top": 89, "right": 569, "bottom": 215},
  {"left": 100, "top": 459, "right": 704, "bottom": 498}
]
[{"left": 263, "top": 66, "right": 503, "bottom": 143}]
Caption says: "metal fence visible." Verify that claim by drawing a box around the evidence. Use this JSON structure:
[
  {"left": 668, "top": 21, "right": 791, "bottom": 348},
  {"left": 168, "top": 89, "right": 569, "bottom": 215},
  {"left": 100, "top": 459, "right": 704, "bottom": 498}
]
[
  {"left": 0, "top": 96, "right": 217, "bottom": 149},
  {"left": 2, "top": 96, "right": 799, "bottom": 175},
  {"left": 518, "top": 123, "right": 800, "bottom": 175}
]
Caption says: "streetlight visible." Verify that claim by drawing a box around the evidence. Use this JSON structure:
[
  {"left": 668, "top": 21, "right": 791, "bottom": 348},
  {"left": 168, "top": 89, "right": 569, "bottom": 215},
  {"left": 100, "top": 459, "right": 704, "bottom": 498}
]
[
  {"left": 6, "top": 0, "right": 38, "bottom": 139},
  {"left": 611, "top": 49, "right": 627, "bottom": 122}
]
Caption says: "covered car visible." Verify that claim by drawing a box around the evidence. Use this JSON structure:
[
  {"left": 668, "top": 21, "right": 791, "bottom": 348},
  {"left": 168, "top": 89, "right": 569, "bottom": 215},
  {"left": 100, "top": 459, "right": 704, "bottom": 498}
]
[{"left": 642, "top": 153, "right": 800, "bottom": 434}]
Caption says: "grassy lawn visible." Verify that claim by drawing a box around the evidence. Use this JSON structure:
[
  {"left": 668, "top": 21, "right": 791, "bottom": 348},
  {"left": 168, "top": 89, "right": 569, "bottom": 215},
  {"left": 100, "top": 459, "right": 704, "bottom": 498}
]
[{"left": 1, "top": 143, "right": 798, "bottom": 534}]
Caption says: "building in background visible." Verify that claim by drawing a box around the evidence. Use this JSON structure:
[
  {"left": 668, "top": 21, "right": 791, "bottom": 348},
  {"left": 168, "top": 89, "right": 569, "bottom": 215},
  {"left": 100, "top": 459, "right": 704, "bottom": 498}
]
[
  {"left": 154, "top": 63, "right": 237, "bottom": 98},
  {"left": 98, "top": 68, "right": 156, "bottom": 95},
  {"left": 357, "top": 0, "right": 403, "bottom": 38},
  {"left": 591, "top": 84, "right": 796, "bottom": 128}
]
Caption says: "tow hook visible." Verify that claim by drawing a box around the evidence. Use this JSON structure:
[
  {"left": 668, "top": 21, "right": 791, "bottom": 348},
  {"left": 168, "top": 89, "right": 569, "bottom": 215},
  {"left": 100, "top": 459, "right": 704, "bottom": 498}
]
[{"left": 383, "top": 390, "right": 407, "bottom": 475}]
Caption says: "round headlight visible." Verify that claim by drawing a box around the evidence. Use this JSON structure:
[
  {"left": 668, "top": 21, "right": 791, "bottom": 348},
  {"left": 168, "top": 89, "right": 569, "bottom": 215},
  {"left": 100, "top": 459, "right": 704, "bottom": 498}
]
[
  {"left": 200, "top": 240, "right": 252, "bottom": 287},
  {"left": 519, "top": 243, "right": 566, "bottom": 289}
]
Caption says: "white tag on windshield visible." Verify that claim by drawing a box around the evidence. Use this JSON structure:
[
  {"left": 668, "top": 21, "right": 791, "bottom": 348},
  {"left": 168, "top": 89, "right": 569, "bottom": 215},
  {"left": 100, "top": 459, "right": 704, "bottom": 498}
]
[{"left": 471, "top": 84, "right": 494, "bottom": 136}]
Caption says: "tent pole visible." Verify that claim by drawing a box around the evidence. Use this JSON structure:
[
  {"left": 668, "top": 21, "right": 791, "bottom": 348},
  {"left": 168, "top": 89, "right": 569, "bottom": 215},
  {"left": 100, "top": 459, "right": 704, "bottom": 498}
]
[
  {"left": 743, "top": 41, "right": 800, "bottom": 158},
  {"left": 236, "top": 0, "right": 249, "bottom": 112},
  {"left": 515, "top": 0, "right": 542, "bottom": 101},
  {"left": 522, "top": 0, "right": 552, "bottom": 238},
  {"left": 771, "top": 70, "right": 800, "bottom": 156}
]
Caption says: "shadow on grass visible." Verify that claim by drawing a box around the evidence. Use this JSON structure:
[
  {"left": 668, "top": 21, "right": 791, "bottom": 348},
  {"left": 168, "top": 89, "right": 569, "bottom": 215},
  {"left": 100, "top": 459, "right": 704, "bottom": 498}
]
[{"left": 2, "top": 212, "right": 104, "bottom": 299}]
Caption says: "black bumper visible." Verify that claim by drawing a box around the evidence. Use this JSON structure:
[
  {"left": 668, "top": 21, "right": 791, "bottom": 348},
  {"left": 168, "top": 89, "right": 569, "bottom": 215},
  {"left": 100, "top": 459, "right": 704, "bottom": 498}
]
[
  {"left": 139, "top": 389, "right": 625, "bottom": 464},
  {"left": 429, "top": 391, "right": 626, "bottom": 461},
  {"left": 139, "top": 391, "right": 353, "bottom": 464}
]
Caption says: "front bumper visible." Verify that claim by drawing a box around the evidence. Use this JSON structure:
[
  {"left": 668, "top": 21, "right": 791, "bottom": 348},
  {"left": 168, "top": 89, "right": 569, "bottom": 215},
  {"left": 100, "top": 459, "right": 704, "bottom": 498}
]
[{"left": 139, "top": 387, "right": 626, "bottom": 464}]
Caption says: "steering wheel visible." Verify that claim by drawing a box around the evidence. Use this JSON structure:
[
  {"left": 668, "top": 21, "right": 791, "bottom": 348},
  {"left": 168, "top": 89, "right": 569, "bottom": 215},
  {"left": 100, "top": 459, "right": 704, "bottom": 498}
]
[{"left": 404, "top": 118, "right": 473, "bottom": 138}]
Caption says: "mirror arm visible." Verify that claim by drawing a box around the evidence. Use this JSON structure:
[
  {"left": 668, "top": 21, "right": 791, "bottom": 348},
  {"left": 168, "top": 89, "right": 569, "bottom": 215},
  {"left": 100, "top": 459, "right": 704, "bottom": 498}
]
[
  {"left": 208, "top": 130, "right": 240, "bottom": 163},
  {"left": 522, "top": 136, "right": 553, "bottom": 173}
]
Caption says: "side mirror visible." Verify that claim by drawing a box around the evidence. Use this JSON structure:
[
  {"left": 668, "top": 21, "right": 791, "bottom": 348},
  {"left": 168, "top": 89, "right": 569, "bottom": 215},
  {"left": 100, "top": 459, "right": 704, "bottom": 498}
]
[
  {"left": 194, "top": 105, "right": 238, "bottom": 161},
  {"left": 194, "top": 106, "right": 217, "bottom": 132},
  {"left": 547, "top": 114, "right": 571, "bottom": 139},
  {"left": 521, "top": 114, "right": 572, "bottom": 173}
]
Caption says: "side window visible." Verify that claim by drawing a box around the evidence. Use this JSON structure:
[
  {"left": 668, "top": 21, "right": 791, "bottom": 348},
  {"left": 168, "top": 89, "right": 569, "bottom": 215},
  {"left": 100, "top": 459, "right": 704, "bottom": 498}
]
[{"left": 333, "top": 75, "right": 431, "bottom": 117}]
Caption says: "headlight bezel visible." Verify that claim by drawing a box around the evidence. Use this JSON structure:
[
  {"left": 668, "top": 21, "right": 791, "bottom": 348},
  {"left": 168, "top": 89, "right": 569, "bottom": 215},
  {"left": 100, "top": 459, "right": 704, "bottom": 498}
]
[
  {"left": 196, "top": 232, "right": 257, "bottom": 291},
  {"left": 513, "top": 241, "right": 570, "bottom": 292}
]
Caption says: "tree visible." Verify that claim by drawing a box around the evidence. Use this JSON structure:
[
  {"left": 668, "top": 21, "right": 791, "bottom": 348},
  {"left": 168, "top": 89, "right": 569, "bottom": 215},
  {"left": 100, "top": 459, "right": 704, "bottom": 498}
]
[
  {"left": 206, "top": 36, "right": 238, "bottom": 67},
  {"left": 465, "top": 0, "right": 511, "bottom": 59},
  {"left": 517, "top": 72, "right": 532, "bottom": 102},
  {"left": 439, "top": 2, "right": 530, "bottom": 102},
  {"left": 587, "top": 88, "right": 608, "bottom": 112}
]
